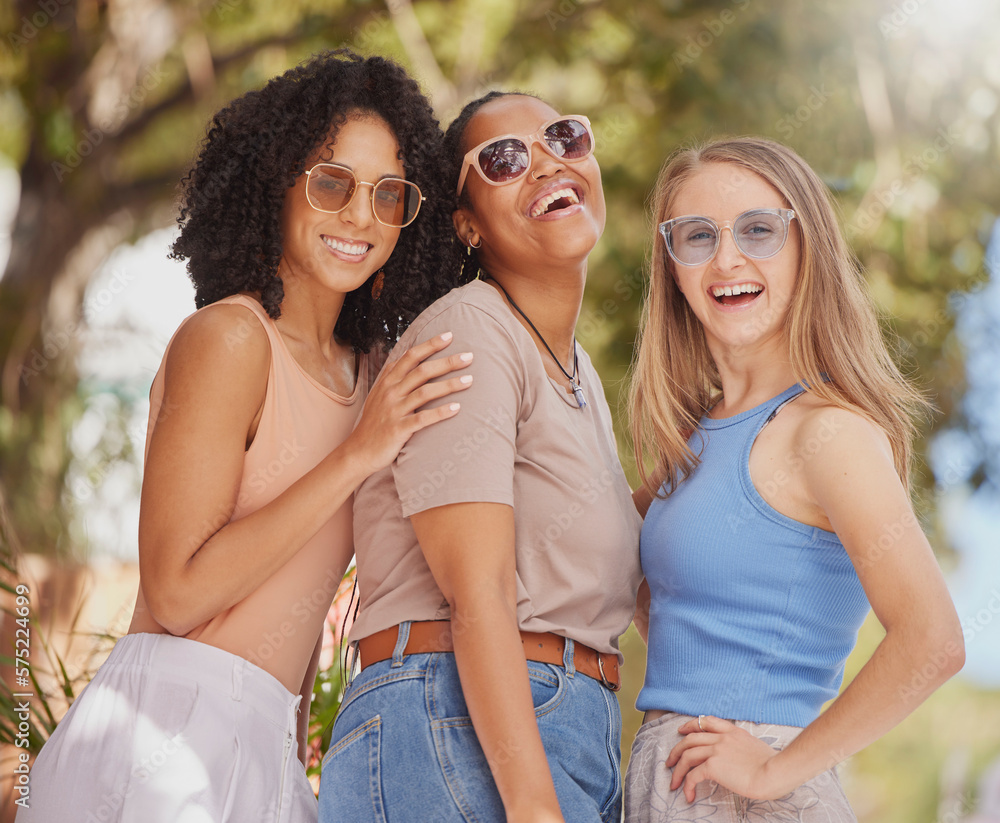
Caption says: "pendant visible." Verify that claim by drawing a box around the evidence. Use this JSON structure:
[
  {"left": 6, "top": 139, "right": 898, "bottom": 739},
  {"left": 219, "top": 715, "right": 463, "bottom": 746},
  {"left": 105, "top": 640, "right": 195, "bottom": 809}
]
[{"left": 572, "top": 382, "right": 587, "bottom": 409}]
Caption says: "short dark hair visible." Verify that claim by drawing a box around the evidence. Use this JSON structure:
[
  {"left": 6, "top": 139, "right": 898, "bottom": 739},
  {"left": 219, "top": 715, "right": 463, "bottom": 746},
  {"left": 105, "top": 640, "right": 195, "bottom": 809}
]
[
  {"left": 171, "top": 49, "right": 466, "bottom": 352},
  {"left": 443, "top": 91, "right": 539, "bottom": 281}
]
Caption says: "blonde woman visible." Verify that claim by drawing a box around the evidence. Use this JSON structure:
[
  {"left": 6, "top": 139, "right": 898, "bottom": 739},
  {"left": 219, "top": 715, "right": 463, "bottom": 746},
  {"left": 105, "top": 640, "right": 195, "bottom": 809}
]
[{"left": 625, "top": 137, "right": 963, "bottom": 821}]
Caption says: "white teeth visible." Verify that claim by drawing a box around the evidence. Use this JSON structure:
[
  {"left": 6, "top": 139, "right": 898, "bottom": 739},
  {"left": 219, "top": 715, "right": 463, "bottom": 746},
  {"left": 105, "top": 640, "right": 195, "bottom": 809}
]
[
  {"left": 529, "top": 187, "right": 581, "bottom": 218},
  {"left": 712, "top": 283, "right": 763, "bottom": 298},
  {"left": 322, "top": 236, "right": 370, "bottom": 256}
]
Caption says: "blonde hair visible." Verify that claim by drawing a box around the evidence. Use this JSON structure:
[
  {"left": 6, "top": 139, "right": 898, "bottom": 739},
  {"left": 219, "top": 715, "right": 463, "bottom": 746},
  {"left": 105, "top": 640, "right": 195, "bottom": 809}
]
[{"left": 629, "top": 136, "right": 930, "bottom": 497}]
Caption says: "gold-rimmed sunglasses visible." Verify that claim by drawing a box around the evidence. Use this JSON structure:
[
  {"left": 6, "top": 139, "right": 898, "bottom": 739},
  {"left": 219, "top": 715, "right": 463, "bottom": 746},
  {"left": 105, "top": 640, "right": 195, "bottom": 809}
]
[{"left": 304, "top": 163, "right": 425, "bottom": 228}]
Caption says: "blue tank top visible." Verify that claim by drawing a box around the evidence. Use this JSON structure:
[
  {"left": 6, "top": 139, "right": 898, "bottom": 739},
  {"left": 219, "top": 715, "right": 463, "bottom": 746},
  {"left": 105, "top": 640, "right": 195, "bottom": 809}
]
[{"left": 637, "top": 384, "right": 870, "bottom": 727}]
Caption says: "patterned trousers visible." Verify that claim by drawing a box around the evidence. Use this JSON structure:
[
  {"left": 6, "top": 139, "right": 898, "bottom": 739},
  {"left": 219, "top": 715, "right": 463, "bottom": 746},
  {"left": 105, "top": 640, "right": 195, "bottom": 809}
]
[{"left": 624, "top": 711, "right": 857, "bottom": 823}]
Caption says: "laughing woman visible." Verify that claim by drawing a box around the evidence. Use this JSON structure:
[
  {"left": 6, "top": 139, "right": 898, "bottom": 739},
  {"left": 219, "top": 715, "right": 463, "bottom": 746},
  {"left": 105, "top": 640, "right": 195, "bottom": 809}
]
[
  {"left": 319, "top": 93, "right": 642, "bottom": 823},
  {"left": 625, "top": 137, "right": 964, "bottom": 821},
  {"left": 19, "top": 51, "right": 471, "bottom": 823}
]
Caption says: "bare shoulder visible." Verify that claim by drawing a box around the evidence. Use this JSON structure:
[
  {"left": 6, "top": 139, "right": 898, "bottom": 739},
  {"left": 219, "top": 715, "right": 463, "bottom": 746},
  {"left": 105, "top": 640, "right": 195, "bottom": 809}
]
[
  {"left": 163, "top": 301, "right": 271, "bottom": 388},
  {"left": 788, "top": 394, "right": 894, "bottom": 480}
]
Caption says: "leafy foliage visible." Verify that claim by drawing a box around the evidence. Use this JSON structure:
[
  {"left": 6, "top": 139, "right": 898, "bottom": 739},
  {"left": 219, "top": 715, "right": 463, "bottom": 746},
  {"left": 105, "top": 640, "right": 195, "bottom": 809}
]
[{"left": 2, "top": 1, "right": 999, "bottom": 819}]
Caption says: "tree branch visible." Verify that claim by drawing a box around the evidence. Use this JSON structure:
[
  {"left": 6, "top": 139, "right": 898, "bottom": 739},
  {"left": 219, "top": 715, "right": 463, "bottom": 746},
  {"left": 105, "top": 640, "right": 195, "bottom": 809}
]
[
  {"left": 114, "top": 27, "right": 325, "bottom": 146},
  {"left": 386, "top": 0, "right": 457, "bottom": 114}
]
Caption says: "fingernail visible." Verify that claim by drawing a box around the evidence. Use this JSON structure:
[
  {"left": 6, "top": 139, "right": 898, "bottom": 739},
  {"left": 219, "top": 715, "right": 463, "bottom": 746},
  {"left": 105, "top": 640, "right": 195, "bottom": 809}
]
[
  {"left": 459, "top": 352, "right": 474, "bottom": 362},
  {"left": 460, "top": 375, "right": 473, "bottom": 384},
  {"left": 449, "top": 403, "right": 461, "bottom": 411},
  {"left": 439, "top": 332, "right": 453, "bottom": 342}
]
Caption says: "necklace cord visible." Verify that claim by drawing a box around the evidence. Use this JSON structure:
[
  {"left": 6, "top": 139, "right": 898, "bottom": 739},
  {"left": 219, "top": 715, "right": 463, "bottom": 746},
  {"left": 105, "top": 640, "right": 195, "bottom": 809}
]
[{"left": 483, "top": 275, "right": 587, "bottom": 409}]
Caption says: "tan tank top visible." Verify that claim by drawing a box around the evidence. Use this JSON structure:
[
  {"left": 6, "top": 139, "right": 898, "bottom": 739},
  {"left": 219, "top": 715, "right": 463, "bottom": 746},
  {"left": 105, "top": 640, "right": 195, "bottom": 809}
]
[{"left": 130, "top": 294, "right": 371, "bottom": 694}]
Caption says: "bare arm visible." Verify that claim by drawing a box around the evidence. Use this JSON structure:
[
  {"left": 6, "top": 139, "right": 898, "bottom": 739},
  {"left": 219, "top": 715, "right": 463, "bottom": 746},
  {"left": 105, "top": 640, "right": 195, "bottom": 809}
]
[
  {"left": 632, "top": 484, "right": 654, "bottom": 518},
  {"left": 667, "top": 408, "right": 964, "bottom": 800},
  {"left": 631, "top": 487, "right": 653, "bottom": 644},
  {"left": 634, "top": 578, "right": 650, "bottom": 645},
  {"left": 139, "top": 306, "right": 472, "bottom": 635},
  {"left": 297, "top": 632, "right": 323, "bottom": 764},
  {"left": 410, "top": 502, "right": 565, "bottom": 823}
]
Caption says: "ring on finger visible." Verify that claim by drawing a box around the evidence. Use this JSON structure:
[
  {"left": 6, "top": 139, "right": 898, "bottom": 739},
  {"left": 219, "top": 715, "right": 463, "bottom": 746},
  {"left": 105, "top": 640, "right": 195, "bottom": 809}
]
[{"left": 698, "top": 714, "right": 705, "bottom": 731}]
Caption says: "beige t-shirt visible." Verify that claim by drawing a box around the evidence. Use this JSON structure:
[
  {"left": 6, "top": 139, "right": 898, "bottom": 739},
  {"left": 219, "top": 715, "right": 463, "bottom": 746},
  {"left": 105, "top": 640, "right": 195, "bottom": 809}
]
[{"left": 351, "top": 280, "right": 642, "bottom": 660}]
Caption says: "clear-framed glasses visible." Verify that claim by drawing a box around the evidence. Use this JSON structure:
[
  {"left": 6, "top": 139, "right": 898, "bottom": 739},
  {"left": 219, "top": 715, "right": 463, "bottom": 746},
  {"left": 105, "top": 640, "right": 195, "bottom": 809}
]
[
  {"left": 304, "top": 163, "right": 425, "bottom": 228},
  {"left": 658, "top": 208, "right": 797, "bottom": 267},
  {"left": 455, "top": 115, "right": 595, "bottom": 196}
]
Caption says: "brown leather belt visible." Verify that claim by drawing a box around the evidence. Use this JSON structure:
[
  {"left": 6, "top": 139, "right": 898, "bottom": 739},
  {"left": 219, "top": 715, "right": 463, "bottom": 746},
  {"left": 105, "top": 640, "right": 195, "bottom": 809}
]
[{"left": 357, "top": 620, "right": 620, "bottom": 691}]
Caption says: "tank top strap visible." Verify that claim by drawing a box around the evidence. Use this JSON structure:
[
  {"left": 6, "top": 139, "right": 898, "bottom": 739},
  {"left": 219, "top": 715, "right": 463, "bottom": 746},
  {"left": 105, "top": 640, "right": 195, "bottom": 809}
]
[
  {"left": 216, "top": 293, "right": 283, "bottom": 349},
  {"left": 218, "top": 294, "right": 368, "bottom": 403},
  {"left": 754, "top": 382, "right": 808, "bottom": 436}
]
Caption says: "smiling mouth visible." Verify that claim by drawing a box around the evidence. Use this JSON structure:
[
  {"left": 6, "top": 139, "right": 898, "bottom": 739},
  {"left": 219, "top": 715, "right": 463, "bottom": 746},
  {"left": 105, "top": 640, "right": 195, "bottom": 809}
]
[
  {"left": 528, "top": 186, "right": 583, "bottom": 218},
  {"left": 711, "top": 283, "right": 763, "bottom": 307},
  {"left": 322, "top": 236, "right": 372, "bottom": 257}
]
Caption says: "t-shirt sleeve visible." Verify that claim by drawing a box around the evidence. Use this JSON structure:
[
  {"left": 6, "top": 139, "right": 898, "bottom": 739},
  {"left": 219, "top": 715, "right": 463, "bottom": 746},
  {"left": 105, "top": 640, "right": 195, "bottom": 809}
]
[{"left": 392, "top": 301, "right": 523, "bottom": 517}]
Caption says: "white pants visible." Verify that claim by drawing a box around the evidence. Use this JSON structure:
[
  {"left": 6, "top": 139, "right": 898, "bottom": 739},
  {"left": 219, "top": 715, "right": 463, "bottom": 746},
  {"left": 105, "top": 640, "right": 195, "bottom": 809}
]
[{"left": 16, "top": 633, "right": 317, "bottom": 823}]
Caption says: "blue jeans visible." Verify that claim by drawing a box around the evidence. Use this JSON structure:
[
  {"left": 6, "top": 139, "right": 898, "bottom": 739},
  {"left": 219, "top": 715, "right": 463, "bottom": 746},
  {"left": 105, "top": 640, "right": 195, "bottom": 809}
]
[{"left": 318, "top": 625, "right": 623, "bottom": 822}]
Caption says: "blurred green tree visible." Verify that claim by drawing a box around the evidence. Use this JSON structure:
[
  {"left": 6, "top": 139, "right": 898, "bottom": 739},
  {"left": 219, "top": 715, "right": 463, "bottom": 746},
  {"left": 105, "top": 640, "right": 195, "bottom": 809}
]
[
  {"left": 3, "top": 0, "right": 997, "bottom": 559},
  {"left": 0, "top": 0, "right": 387, "bottom": 556},
  {"left": 1, "top": 2, "right": 999, "bottom": 821}
]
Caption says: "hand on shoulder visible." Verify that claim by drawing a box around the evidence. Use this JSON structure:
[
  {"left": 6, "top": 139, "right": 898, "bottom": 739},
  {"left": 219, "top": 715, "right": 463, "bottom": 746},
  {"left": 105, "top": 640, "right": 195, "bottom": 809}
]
[{"left": 341, "top": 331, "right": 473, "bottom": 476}]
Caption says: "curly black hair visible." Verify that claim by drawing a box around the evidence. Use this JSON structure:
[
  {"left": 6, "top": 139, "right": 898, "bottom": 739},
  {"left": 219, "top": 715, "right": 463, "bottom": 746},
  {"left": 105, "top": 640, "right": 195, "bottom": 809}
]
[
  {"left": 171, "top": 49, "right": 467, "bottom": 352},
  {"left": 442, "top": 90, "right": 539, "bottom": 282}
]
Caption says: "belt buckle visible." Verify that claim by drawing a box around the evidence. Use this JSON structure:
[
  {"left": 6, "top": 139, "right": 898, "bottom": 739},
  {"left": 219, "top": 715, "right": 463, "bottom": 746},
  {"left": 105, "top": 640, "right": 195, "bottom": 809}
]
[{"left": 597, "top": 655, "right": 619, "bottom": 692}]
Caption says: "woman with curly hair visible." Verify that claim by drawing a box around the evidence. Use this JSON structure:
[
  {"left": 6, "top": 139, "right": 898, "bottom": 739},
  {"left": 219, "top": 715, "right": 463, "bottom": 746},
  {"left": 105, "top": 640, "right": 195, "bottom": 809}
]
[
  {"left": 624, "top": 137, "right": 963, "bottom": 821},
  {"left": 319, "top": 92, "right": 642, "bottom": 823},
  {"left": 19, "top": 50, "right": 471, "bottom": 823}
]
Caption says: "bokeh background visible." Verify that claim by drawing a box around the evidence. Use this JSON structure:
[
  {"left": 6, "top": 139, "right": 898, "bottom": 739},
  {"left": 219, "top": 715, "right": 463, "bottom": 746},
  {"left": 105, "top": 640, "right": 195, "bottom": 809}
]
[{"left": 1, "top": 0, "right": 999, "bottom": 820}]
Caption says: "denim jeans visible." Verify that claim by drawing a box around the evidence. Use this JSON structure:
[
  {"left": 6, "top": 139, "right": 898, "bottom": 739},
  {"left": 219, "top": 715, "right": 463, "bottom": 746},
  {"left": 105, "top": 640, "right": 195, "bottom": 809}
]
[{"left": 318, "top": 624, "right": 623, "bottom": 823}]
